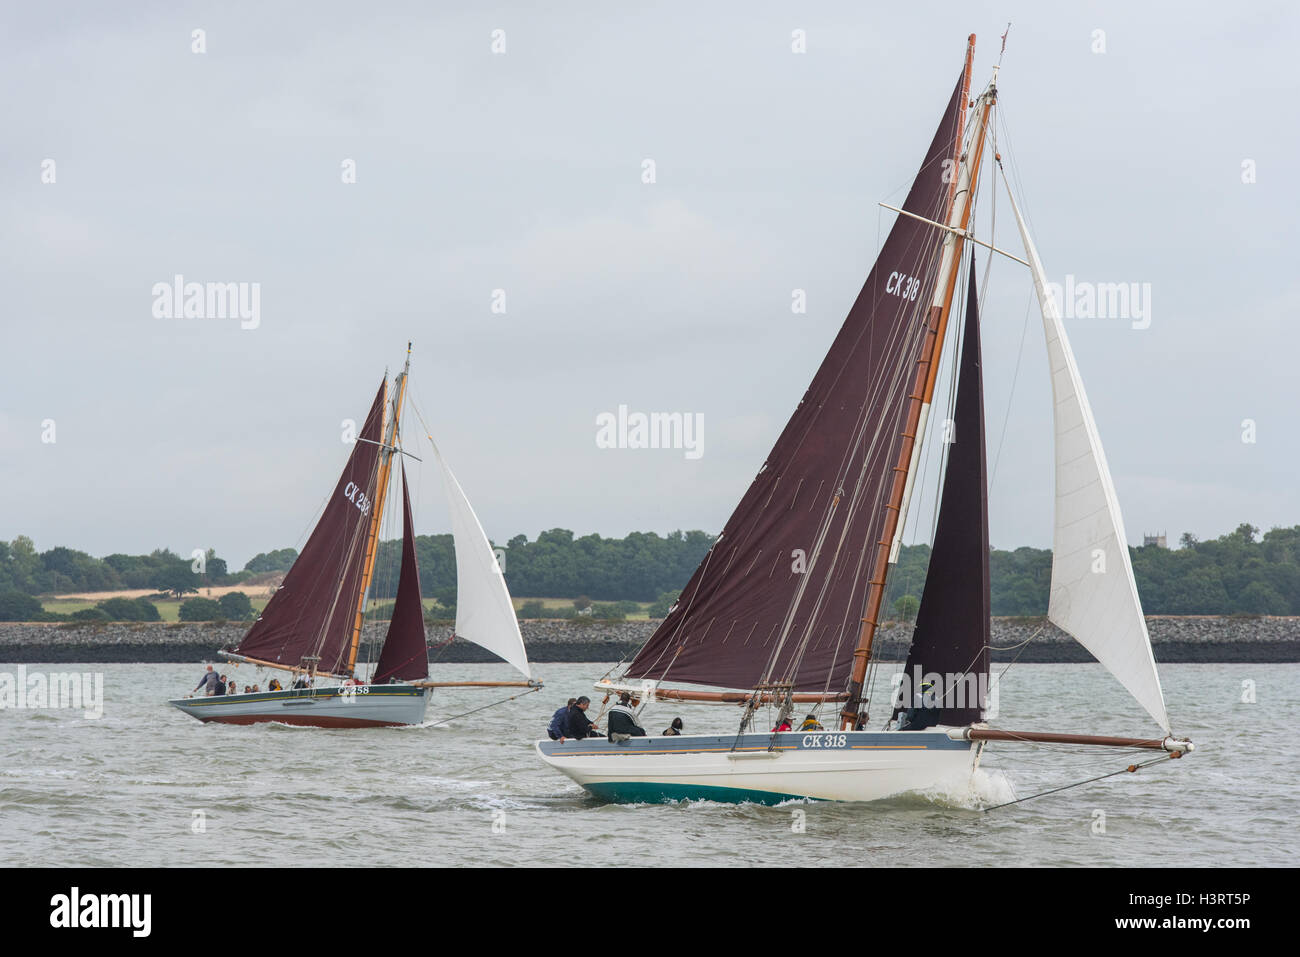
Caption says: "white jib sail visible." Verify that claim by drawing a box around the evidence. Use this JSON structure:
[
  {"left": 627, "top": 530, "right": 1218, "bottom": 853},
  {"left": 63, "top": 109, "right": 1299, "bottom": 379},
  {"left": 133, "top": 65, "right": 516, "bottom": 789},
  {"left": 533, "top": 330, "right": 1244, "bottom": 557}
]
[
  {"left": 430, "top": 441, "right": 532, "bottom": 679},
  {"left": 1005, "top": 183, "right": 1171, "bottom": 734}
]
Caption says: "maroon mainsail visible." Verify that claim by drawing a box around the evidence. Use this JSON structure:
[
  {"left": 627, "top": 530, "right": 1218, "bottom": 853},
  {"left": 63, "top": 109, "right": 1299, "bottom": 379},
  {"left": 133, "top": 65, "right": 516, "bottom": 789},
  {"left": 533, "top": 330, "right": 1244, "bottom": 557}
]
[
  {"left": 373, "top": 462, "right": 431, "bottom": 683},
  {"left": 625, "top": 70, "right": 967, "bottom": 692},
  {"left": 893, "top": 257, "right": 989, "bottom": 724},
  {"left": 232, "top": 380, "right": 387, "bottom": 675}
]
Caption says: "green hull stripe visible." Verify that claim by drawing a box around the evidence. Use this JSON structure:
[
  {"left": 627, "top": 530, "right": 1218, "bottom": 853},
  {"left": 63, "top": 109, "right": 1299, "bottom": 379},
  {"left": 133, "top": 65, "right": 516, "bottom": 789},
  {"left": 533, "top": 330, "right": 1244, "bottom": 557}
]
[{"left": 582, "top": 781, "right": 818, "bottom": 805}]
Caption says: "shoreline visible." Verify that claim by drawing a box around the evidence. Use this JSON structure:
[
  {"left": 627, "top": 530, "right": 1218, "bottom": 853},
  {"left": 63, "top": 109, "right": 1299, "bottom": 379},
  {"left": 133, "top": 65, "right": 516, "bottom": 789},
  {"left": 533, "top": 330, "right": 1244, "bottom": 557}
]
[{"left": 0, "top": 616, "right": 1297, "bottom": 665}]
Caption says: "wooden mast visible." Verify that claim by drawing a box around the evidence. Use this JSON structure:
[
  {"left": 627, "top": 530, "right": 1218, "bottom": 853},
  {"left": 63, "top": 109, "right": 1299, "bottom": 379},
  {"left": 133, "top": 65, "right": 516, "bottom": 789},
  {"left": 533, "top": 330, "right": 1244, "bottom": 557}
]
[
  {"left": 346, "top": 344, "right": 412, "bottom": 675},
  {"left": 840, "top": 38, "right": 996, "bottom": 730}
]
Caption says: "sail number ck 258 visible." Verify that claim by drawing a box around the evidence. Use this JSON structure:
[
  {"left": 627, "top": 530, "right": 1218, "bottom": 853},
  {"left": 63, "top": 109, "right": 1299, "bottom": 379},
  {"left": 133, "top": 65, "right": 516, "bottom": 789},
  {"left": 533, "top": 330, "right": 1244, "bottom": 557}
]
[{"left": 343, "top": 481, "right": 373, "bottom": 516}]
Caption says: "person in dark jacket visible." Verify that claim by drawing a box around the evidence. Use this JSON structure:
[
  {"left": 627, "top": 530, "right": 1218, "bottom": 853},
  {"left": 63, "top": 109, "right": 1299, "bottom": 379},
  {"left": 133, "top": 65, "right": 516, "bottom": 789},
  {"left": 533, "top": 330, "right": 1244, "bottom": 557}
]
[
  {"left": 897, "top": 680, "right": 941, "bottom": 731},
  {"left": 548, "top": 698, "right": 577, "bottom": 740},
  {"left": 561, "top": 696, "right": 601, "bottom": 741},
  {"left": 662, "top": 717, "right": 684, "bottom": 736},
  {"left": 606, "top": 693, "right": 646, "bottom": 742}
]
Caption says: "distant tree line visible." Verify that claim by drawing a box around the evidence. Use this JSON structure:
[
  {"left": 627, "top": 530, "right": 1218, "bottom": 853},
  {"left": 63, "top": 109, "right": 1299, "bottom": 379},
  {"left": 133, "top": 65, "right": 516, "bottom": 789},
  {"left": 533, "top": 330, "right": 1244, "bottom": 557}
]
[
  {"left": 364, "top": 528, "right": 716, "bottom": 604},
  {"left": 5, "top": 523, "right": 1300, "bottom": 621},
  {"left": 0, "top": 537, "right": 251, "bottom": 598},
  {"left": 885, "top": 523, "right": 1300, "bottom": 617}
]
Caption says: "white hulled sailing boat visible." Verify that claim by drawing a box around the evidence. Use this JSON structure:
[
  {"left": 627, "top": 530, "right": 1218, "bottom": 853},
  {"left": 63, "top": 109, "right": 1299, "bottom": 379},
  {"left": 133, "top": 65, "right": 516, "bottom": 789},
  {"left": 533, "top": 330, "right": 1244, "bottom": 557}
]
[
  {"left": 170, "top": 346, "right": 538, "bottom": 728},
  {"left": 537, "top": 35, "right": 1193, "bottom": 803}
]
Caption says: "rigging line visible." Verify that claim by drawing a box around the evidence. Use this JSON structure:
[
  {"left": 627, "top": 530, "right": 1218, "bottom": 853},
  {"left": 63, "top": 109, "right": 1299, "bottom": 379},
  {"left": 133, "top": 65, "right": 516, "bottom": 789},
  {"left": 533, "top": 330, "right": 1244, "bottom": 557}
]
[
  {"left": 989, "top": 622, "right": 1045, "bottom": 652},
  {"left": 875, "top": 241, "right": 971, "bottom": 681},
  {"left": 836, "top": 343, "right": 936, "bottom": 689},
  {"left": 293, "top": 389, "right": 392, "bottom": 672},
  {"left": 421, "top": 685, "right": 543, "bottom": 729},
  {"left": 982, "top": 753, "right": 1177, "bottom": 812},
  {"left": 778, "top": 221, "right": 949, "bottom": 677},
  {"left": 292, "top": 429, "right": 385, "bottom": 673},
  {"left": 935, "top": 247, "right": 971, "bottom": 544},
  {"left": 619, "top": 265, "right": 944, "bottom": 686},
  {"left": 251, "top": 415, "right": 370, "bottom": 659},
  {"left": 990, "top": 284, "right": 1035, "bottom": 486},
  {"left": 977, "top": 180, "right": 993, "bottom": 314},
  {"left": 320, "top": 441, "right": 386, "bottom": 672},
  {"left": 877, "top": 76, "right": 981, "bottom": 205},
  {"left": 995, "top": 100, "right": 1039, "bottom": 250},
  {"left": 628, "top": 534, "right": 719, "bottom": 683},
  {"left": 894, "top": 122, "right": 984, "bottom": 568},
  {"left": 991, "top": 622, "right": 1045, "bottom": 688},
  {"left": 369, "top": 455, "right": 404, "bottom": 669},
  {"left": 877, "top": 138, "right": 965, "bottom": 209},
  {"left": 647, "top": 141, "right": 952, "bottom": 691},
  {"left": 977, "top": 107, "right": 998, "bottom": 314},
  {"left": 598, "top": 655, "right": 629, "bottom": 682},
  {"left": 676, "top": 255, "right": 933, "bottom": 688}
]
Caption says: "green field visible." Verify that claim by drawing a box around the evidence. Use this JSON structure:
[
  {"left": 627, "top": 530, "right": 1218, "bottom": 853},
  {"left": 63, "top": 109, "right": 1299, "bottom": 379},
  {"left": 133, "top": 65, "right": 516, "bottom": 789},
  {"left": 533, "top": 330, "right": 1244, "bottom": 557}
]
[
  {"left": 509, "top": 596, "right": 654, "bottom": 620},
  {"left": 40, "top": 596, "right": 271, "bottom": 623}
]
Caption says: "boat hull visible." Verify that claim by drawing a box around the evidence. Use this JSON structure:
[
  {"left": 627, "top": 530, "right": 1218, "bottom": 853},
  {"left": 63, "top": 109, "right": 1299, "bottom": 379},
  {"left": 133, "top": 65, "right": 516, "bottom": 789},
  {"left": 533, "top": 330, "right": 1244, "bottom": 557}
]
[
  {"left": 168, "top": 685, "right": 429, "bottom": 728},
  {"left": 536, "top": 729, "right": 978, "bottom": 804}
]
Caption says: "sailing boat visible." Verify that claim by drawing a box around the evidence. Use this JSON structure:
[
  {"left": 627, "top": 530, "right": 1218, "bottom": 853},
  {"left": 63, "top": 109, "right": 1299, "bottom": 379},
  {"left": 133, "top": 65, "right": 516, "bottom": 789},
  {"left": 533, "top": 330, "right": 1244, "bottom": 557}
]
[
  {"left": 536, "top": 35, "right": 1193, "bottom": 803},
  {"left": 169, "top": 346, "right": 538, "bottom": 728}
]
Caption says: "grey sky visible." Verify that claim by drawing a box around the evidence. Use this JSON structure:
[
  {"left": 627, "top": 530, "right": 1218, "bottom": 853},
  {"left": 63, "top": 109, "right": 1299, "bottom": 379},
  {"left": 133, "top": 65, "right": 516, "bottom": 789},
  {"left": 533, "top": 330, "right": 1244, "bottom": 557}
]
[{"left": 2, "top": 1, "right": 1297, "bottom": 570}]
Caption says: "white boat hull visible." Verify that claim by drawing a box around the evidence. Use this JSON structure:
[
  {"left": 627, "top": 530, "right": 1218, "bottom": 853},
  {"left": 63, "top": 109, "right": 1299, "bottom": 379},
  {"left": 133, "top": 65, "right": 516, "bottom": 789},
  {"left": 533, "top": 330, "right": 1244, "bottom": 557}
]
[
  {"left": 536, "top": 729, "right": 979, "bottom": 804},
  {"left": 169, "top": 685, "right": 429, "bottom": 728}
]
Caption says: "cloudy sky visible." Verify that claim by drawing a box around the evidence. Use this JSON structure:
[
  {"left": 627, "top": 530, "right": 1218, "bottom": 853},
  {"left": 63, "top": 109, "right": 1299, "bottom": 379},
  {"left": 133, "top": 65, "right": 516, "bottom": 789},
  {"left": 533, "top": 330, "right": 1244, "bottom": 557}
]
[{"left": 2, "top": 0, "right": 1296, "bottom": 569}]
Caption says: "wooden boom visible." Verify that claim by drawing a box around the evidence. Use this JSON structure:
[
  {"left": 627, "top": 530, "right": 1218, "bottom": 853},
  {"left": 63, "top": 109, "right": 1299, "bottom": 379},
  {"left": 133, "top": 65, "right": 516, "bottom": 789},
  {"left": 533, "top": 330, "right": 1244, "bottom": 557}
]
[
  {"left": 962, "top": 727, "right": 1194, "bottom": 752},
  {"left": 409, "top": 680, "right": 541, "bottom": 689}
]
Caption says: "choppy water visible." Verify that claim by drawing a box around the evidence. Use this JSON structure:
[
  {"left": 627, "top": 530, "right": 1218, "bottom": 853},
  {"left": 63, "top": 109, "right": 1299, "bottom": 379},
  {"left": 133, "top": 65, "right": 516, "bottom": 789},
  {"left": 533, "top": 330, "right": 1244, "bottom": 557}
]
[{"left": 0, "top": 661, "right": 1293, "bottom": 866}]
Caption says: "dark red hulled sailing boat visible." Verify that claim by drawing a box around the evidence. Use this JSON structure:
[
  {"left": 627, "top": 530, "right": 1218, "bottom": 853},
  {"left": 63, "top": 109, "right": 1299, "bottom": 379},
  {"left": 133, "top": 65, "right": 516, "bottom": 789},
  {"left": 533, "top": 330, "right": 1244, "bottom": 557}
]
[
  {"left": 537, "top": 35, "right": 1193, "bottom": 803},
  {"left": 170, "top": 347, "right": 538, "bottom": 728}
]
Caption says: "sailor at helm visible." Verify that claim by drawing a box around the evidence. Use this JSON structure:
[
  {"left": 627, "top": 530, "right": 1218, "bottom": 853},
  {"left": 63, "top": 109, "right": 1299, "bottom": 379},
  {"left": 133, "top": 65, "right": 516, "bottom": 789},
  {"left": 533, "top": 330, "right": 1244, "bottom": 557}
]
[{"left": 897, "top": 679, "right": 941, "bottom": 731}]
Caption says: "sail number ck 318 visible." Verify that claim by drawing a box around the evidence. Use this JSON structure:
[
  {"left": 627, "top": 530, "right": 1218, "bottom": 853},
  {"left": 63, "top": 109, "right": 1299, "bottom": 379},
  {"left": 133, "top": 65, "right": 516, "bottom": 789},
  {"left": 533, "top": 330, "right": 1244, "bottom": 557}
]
[
  {"left": 886, "top": 271, "right": 922, "bottom": 301},
  {"left": 343, "top": 481, "right": 373, "bottom": 516},
  {"left": 801, "top": 734, "right": 848, "bottom": 748}
]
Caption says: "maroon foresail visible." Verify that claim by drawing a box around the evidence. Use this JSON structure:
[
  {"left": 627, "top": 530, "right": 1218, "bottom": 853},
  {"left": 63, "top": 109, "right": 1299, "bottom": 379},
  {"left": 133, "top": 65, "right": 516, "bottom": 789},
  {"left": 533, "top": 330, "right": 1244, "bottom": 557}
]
[
  {"left": 373, "top": 461, "right": 431, "bottom": 683},
  {"left": 233, "top": 379, "right": 387, "bottom": 675},
  {"left": 625, "top": 69, "right": 968, "bottom": 692},
  {"left": 893, "top": 257, "right": 989, "bottom": 725}
]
